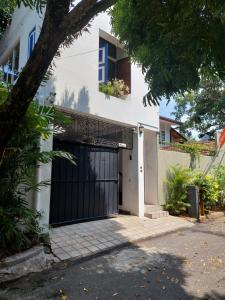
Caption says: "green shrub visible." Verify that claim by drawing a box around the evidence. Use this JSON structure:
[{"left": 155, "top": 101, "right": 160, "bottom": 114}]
[
  {"left": 212, "top": 166, "right": 225, "bottom": 208},
  {"left": 193, "top": 173, "right": 220, "bottom": 210},
  {"left": 0, "top": 96, "right": 75, "bottom": 256},
  {"left": 164, "top": 165, "right": 191, "bottom": 215}
]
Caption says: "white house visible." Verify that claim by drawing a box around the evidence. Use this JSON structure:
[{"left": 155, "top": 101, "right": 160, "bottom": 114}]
[{"left": 0, "top": 5, "right": 164, "bottom": 230}]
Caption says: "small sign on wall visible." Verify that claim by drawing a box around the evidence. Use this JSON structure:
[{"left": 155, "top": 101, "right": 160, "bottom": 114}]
[{"left": 119, "top": 143, "right": 127, "bottom": 148}]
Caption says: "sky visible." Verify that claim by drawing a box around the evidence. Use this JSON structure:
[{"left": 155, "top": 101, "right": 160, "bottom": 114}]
[{"left": 159, "top": 98, "right": 176, "bottom": 119}]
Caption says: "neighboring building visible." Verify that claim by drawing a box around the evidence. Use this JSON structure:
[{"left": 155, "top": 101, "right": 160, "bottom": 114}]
[
  {"left": 0, "top": 6, "right": 162, "bottom": 230},
  {"left": 159, "top": 116, "right": 187, "bottom": 147}
]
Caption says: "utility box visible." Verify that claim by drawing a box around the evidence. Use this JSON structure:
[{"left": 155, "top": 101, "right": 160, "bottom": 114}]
[{"left": 187, "top": 185, "right": 200, "bottom": 218}]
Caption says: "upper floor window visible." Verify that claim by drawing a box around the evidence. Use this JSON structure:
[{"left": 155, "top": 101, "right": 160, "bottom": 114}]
[
  {"left": 28, "top": 27, "right": 36, "bottom": 58},
  {"left": 98, "top": 37, "right": 131, "bottom": 98},
  {"left": 1, "top": 43, "right": 20, "bottom": 84}
]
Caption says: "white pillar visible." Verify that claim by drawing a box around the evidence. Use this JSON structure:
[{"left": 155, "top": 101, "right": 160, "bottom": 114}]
[
  {"left": 144, "top": 130, "right": 159, "bottom": 205},
  {"left": 137, "top": 127, "right": 145, "bottom": 217},
  {"left": 121, "top": 128, "right": 145, "bottom": 217},
  {"left": 35, "top": 135, "right": 53, "bottom": 233}
]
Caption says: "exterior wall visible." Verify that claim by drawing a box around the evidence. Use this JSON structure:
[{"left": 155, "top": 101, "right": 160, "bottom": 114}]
[
  {"left": 0, "top": 6, "right": 159, "bottom": 224},
  {"left": 34, "top": 136, "right": 53, "bottom": 232},
  {"left": 158, "top": 142, "right": 225, "bottom": 205},
  {"left": 0, "top": 6, "right": 43, "bottom": 68},
  {"left": 50, "top": 12, "right": 159, "bottom": 128},
  {"left": 144, "top": 130, "right": 158, "bottom": 205},
  {"left": 0, "top": 7, "right": 159, "bottom": 130},
  {"left": 120, "top": 130, "right": 144, "bottom": 217}
]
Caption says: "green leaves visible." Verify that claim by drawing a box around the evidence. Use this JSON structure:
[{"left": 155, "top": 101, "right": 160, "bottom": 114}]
[
  {"left": 37, "top": 150, "right": 76, "bottom": 165},
  {"left": 0, "top": 0, "right": 47, "bottom": 38},
  {"left": 164, "top": 165, "right": 192, "bottom": 215},
  {"left": 173, "top": 77, "right": 225, "bottom": 137},
  {"left": 15, "top": 0, "right": 47, "bottom": 11},
  {"left": 111, "top": 0, "right": 225, "bottom": 104},
  {"left": 0, "top": 102, "right": 75, "bottom": 255}
]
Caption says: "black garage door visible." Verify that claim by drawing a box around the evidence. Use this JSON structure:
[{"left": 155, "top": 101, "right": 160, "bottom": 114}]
[{"left": 50, "top": 140, "right": 119, "bottom": 225}]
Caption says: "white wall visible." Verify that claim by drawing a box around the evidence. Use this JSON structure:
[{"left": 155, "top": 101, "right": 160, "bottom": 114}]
[
  {"left": 51, "top": 12, "right": 159, "bottom": 128},
  {"left": 0, "top": 6, "right": 160, "bottom": 224},
  {"left": 0, "top": 6, "right": 44, "bottom": 68},
  {"left": 158, "top": 144, "right": 225, "bottom": 205},
  {"left": 144, "top": 130, "right": 158, "bottom": 205},
  {"left": 120, "top": 130, "right": 144, "bottom": 217},
  {"left": 0, "top": 7, "right": 159, "bottom": 130},
  {"left": 34, "top": 136, "right": 53, "bottom": 232}
]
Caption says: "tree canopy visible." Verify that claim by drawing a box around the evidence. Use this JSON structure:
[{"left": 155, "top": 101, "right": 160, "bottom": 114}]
[
  {"left": 0, "top": 0, "right": 48, "bottom": 38},
  {"left": 173, "top": 77, "right": 225, "bottom": 138},
  {"left": 0, "top": 0, "right": 17, "bottom": 38},
  {"left": 1, "top": 0, "right": 225, "bottom": 158},
  {"left": 111, "top": 0, "right": 225, "bottom": 105}
]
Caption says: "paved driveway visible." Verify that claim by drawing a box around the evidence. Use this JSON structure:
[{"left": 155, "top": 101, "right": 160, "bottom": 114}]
[
  {"left": 1, "top": 217, "right": 225, "bottom": 299},
  {"left": 50, "top": 215, "right": 193, "bottom": 261}
]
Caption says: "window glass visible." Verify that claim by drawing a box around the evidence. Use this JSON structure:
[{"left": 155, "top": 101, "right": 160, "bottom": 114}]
[
  {"left": 99, "top": 48, "right": 105, "bottom": 64},
  {"left": 28, "top": 27, "right": 36, "bottom": 58},
  {"left": 98, "top": 66, "right": 105, "bottom": 82},
  {"left": 1, "top": 42, "right": 20, "bottom": 84},
  {"left": 108, "top": 59, "right": 116, "bottom": 81},
  {"left": 108, "top": 42, "right": 116, "bottom": 59}
]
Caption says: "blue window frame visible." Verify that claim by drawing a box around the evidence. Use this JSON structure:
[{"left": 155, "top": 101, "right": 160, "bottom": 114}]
[
  {"left": 28, "top": 27, "right": 36, "bottom": 58},
  {"left": 98, "top": 43, "right": 108, "bottom": 83}
]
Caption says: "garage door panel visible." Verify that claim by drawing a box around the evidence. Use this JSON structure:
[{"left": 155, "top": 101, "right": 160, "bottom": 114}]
[{"left": 50, "top": 141, "right": 118, "bottom": 225}]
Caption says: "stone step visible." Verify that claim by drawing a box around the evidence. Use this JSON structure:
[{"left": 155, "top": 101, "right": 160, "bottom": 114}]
[
  {"left": 144, "top": 205, "right": 163, "bottom": 213},
  {"left": 145, "top": 210, "right": 169, "bottom": 219}
]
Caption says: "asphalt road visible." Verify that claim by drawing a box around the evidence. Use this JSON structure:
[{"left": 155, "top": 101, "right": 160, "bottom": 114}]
[{"left": 1, "top": 217, "right": 225, "bottom": 300}]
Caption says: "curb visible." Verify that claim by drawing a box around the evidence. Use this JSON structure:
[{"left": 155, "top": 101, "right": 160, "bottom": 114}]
[{"left": 0, "top": 246, "right": 52, "bottom": 284}]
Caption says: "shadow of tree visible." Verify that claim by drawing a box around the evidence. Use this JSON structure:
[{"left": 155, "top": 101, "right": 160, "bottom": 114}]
[
  {"left": 0, "top": 237, "right": 225, "bottom": 299},
  {"left": 60, "top": 86, "right": 90, "bottom": 114}
]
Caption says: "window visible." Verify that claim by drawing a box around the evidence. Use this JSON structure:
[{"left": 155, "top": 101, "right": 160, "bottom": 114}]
[
  {"left": 98, "top": 37, "right": 131, "bottom": 93},
  {"left": 28, "top": 27, "right": 36, "bottom": 58},
  {"left": 1, "top": 43, "right": 20, "bottom": 84},
  {"left": 98, "top": 43, "right": 107, "bottom": 83},
  {"left": 159, "top": 130, "right": 166, "bottom": 147}
]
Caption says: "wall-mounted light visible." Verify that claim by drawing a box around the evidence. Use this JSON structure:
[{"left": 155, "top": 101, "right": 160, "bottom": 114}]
[{"left": 139, "top": 125, "right": 144, "bottom": 135}]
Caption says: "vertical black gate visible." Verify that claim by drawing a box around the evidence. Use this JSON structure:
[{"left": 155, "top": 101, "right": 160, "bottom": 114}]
[{"left": 50, "top": 140, "right": 119, "bottom": 225}]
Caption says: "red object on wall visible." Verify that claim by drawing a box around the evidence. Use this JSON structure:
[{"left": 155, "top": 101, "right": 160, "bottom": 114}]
[{"left": 219, "top": 128, "right": 225, "bottom": 148}]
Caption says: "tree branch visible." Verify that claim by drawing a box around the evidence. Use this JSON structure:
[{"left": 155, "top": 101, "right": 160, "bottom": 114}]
[{"left": 0, "top": 0, "right": 116, "bottom": 157}]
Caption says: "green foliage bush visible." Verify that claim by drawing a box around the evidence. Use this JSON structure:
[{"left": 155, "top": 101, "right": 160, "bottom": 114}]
[
  {"left": 164, "top": 165, "right": 191, "bottom": 215},
  {"left": 213, "top": 166, "right": 225, "bottom": 208},
  {"left": 165, "top": 164, "right": 225, "bottom": 216},
  {"left": 193, "top": 173, "right": 220, "bottom": 210},
  {"left": 0, "top": 85, "right": 75, "bottom": 257}
]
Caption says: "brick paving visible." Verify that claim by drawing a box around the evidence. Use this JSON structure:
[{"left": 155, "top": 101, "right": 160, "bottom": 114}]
[{"left": 50, "top": 215, "right": 194, "bottom": 261}]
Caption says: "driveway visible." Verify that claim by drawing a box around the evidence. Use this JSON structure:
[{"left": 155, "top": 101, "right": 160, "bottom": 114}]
[
  {"left": 1, "top": 217, "right": 225, "bottom": 300},
  {"left": 50, "top": 215, "right": 193, "bottom": 261}
]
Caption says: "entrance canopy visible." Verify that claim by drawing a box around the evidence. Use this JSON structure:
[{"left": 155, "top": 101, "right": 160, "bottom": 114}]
[{"left": 54, "top": 111, "right": 134, "bottom": 150}]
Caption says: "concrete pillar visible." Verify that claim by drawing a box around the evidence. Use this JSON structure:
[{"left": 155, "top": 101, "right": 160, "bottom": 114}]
[
  {"left": 34, "top": 135, "right": 53, "bottom": 233},
  {"left": 121, "top": 128, "right": 144, "bottom": 217},
  {"left": 144, "top": 130, "right": 158, "bottom": 205},
  {"left": 137, "top": 127, "right": 145, "bottom": 217}
]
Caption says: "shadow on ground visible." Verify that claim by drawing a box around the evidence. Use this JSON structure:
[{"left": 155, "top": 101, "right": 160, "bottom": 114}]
[{"left": 0, "top": 240, "right": 225, "bottom": 300}]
